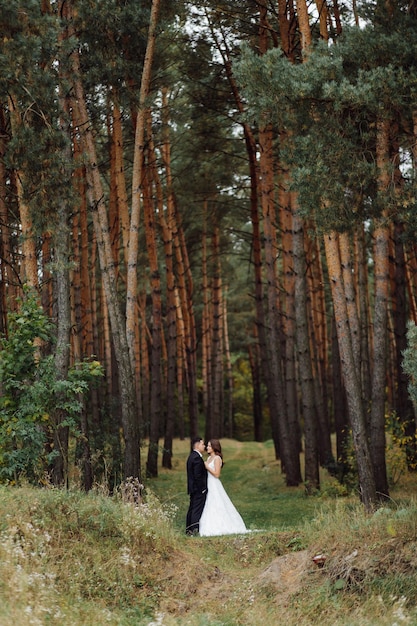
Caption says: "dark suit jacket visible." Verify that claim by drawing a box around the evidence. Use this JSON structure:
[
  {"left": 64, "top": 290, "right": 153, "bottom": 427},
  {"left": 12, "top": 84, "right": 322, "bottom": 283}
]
[{"left": 187, "top": 450, "right": 207, "bottom": 495}]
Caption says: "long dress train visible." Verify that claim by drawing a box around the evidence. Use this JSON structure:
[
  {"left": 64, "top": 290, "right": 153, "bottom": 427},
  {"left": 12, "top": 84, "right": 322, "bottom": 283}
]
[{"left": 199, "top": 456, "right": 248, "bottom": 537}]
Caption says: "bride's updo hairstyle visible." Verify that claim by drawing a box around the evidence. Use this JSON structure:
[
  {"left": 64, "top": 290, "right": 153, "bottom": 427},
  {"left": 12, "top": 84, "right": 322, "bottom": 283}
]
[{"left": 209, "top": 438, "right": 223, "bottom": 462}]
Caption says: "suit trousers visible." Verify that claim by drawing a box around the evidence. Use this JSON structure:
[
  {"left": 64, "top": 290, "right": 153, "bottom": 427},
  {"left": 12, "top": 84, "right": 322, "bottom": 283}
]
[{"left": 186, "top": 490, "right": 207, "bottom": 534}]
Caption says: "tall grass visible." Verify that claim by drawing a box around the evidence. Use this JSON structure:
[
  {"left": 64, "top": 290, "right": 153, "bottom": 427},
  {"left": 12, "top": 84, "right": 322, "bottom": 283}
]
[{"left": 1, "top": 439, "right": 417, "bottom": 625}]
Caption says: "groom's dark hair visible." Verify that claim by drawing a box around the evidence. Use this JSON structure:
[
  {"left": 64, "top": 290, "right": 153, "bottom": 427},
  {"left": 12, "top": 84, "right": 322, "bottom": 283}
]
[{"left": 191, "top": 436, "right": 203, "bottom": 450}]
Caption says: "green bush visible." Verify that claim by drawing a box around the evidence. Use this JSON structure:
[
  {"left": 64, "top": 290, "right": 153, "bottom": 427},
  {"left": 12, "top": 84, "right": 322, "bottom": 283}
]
[{"left": 0, "top": 292, "right": 103, "bottom": 484}]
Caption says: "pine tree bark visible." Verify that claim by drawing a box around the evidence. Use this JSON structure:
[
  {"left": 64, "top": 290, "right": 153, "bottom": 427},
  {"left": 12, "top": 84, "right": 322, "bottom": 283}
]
[
  {"left": 280, "top": 184, "right": 300, "bottom": 464},
  {"left": 158, "top": 90, "right": 178, "bottom": 469},
  {"left": 249, "top": 338, "right": 263, "bottom": 441},
  {"left": 324, "top": 231, "right": 377, "bottom": 511},
  {"left": 0, "top": 107, "right": 11, "bottom": 333},
  {"left": 369, "top": 117, "right": 391, "bottom": 497},
  {"left": 7, "top": 96, "right": 38, "bottom": 290},
  {"left": 210, "top": 224, "right": 224, "bottom": 438},
  {"left": 354, "top": 225, "right": 372, "bottom": 417},
  {"left": 223, "top": 289, "right": 234, "bottom": 438},
  {"left": 202, "top": 219, "right": 212, "bottom": 438},
  {"left": 293, "top": 208, "right": 319, "bottom": 492},
  {"left": 306, "top": 234, "right": 333, "bottom": 467},
  {"left": 174, "top": 207, "right": 199, "bottom": 439},
  {"left": 143, "top": 158, "right": 163, "bottom": 479},
  {"left": 126, "top": 0, "right": 160, "bottom": 388},
  {"left": 392, "top": 219, "right": 417, "bottom": 468},
  {"left": 50, "top": 41, "right": 72, "bottom": 485},
  {"left": 259, "top": 119, "right": 300, "bottom": 484}
]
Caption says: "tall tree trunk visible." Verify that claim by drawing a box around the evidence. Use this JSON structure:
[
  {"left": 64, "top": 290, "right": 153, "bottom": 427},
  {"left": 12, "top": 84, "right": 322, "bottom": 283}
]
[
  {"left": 249, "top": 337, "right": 263, "bottom": 441},
  {"left": 210, "top": 223, "right": 224, "bottom": 438},
  {"left": 331, "top": 313, "right": 349, "bottom": 477},
  {"left": 223, "top": 289, "right": 234, "bottom": 438},
  {"left": 143, "top": 158, "right": 163, "bottom": 479},
  {"left": 307, "top": 235, "right": 333, "bottom": 467},
  {"left": 202, "top": 215, "right": 212, "bottom": 438},
  {"left": 354, "top": 224, "right": 372, "bottom": 418},
  {"left": 158, "top": 89, "right": 178, "bottom": 469},
  {"left": 126, "top": 0, "right": 161, "bottom": 388},
  {"left": 70, "top": 198, "right": 93, "bottom": 491},
  {"left": 369, "top": 117, "right": 390, "bottom": 498},
  {"left": 111, "top": 93, "right": 130, "bottom": 264},
  {"left": 324, "top": 231, "right": 377, "bottom": 511},
  {"left": 280, "top": 184, "right": 300, "bottom": 462},
  {"left": 259, "top": 119, "right": 300, "bottom": 485},
  {"left": 296, "top": 0, "right": 312, "bottom": 52},
  {"left": 174, "top": 206, "right": 199, "bottom": 438},
  {"left": 175, "top": 286, "right": 186, "bottom": 440},
  {"left": 293, "top": 208, "right": 319, "bottom": 492},
  {"left": 392, "top": 220, "right": 417, "bottom": 468},
  {"left": 50, "top": 36, "right": 72, "bottom": 484},
  {"left": 7, "top": 96, "right": 38, "bottom": 290},
  {"left": 0, "top": 107, "right": 11, "bottom": 334}
]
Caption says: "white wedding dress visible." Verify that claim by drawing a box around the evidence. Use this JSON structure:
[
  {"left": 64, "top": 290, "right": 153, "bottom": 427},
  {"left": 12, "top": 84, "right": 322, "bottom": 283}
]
[{"left": 199, "top": 456, "right": 248, "bottom": 537}]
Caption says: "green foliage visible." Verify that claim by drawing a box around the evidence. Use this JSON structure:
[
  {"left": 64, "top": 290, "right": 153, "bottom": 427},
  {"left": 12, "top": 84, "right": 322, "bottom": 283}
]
[
  {"left": 402, "top": 320, "right": 417, "bottom": 412},
  {"left": 235, "top": 15, "right": 417, "bottom": 235},
  {"left": 0, "top": 292, "right": 103, "bottom": 484},
  {"left": 385, "top": 411, "right": 414, "bottom": 482}
]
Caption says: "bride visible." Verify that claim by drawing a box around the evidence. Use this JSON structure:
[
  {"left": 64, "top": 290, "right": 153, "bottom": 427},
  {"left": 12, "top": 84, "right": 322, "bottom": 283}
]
[{"left": 199, "top": 439, "right": 248, "bottom": 537}]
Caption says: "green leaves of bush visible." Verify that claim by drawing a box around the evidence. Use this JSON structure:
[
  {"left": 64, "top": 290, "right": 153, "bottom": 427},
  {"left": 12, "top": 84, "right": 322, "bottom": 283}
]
[{"left": 0, "top": 292, "right": 103, "bottom": 484}]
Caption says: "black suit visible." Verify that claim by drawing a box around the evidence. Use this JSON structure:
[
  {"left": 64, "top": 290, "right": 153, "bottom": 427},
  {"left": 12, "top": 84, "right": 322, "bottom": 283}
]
[{"left": 186, "top": 449, "right": 208, "bottom": 534}]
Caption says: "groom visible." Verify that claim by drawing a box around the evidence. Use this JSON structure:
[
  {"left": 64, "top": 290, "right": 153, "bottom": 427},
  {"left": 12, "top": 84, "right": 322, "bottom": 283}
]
[{"left": 186, "top": 436, "right": 207, "bottom": 535}]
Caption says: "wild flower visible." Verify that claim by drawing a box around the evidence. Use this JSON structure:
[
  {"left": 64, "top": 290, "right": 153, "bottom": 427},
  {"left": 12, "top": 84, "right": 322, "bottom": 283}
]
[
  {"left": 391, "top": 595, "right": 410, "bottom": 624},
  {"left": 119, "top": 546, "right": 136, "bottom": 567}
]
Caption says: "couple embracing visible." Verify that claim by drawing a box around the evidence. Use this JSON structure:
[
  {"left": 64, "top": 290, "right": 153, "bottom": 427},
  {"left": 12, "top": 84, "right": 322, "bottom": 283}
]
[{"left": 186, "top": 436, "right": 248, "bottom": 537}]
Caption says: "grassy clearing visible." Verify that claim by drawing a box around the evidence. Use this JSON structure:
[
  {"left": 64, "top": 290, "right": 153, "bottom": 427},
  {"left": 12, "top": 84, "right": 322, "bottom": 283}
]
[
  {"left": 1, "top": 439, "right": 417, "bottom": 625},
  {"left": 148, "top": 438, "right": 323, "bottom": 532}
]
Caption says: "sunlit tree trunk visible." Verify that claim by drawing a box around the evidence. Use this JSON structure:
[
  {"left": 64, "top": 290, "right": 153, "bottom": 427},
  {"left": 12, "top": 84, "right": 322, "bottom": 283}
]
[
  {"left": 296, "top": 0, "right": 312, "bottom": 52},
  {"left": 126, "top": 0, "right": 160, "bottom": 392},
  {"left": 7, "top": 97, "right": 38, "bottom": 290},
  {"left": 278, "top": 0, "right": 297, "bottom": 61},
  {"left": 315, "top": 0, "right": 329, "bottom": 41}
]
